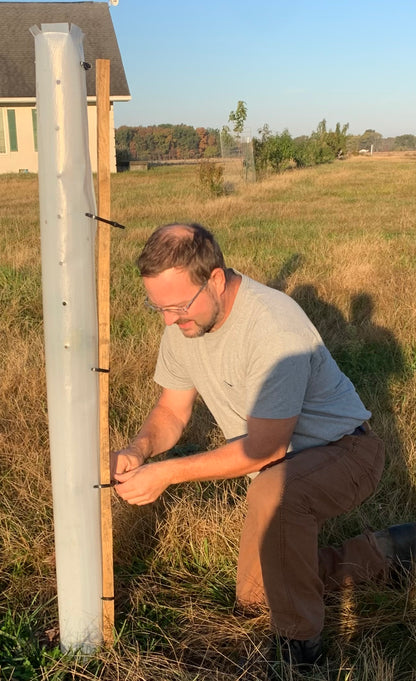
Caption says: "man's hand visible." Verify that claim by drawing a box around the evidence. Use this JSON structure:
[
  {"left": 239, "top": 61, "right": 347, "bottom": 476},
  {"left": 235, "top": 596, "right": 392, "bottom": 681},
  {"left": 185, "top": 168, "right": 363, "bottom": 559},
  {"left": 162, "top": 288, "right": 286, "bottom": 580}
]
[
  {"left": 110, "top": 446, "right": 147, "bottom": 480},
  {"left": 114, "top": 462, "right": 170, "bottom": 505}
]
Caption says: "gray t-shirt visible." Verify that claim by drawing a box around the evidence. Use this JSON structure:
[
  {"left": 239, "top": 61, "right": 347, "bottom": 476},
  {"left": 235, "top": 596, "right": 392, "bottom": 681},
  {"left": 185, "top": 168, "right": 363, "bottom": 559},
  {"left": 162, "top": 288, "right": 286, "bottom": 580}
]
[{"left": 154, "top": 273, "right": 370, "bottom": 453}]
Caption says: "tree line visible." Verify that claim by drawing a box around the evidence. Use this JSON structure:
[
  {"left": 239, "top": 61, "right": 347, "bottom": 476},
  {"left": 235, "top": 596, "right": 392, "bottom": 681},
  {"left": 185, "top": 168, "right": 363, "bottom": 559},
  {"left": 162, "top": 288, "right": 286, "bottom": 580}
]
[
  {"left": 254, "top": 120, "right": 349, "bottom": 172},
  {"left": 115, "top": 122, "right": 416, "bottom": 171},
  {"left": 115, "top": 124, "right": 221, "bottom": 162},
  {"left": 253, "top": 125, "right": 416, "bottom": 173}
]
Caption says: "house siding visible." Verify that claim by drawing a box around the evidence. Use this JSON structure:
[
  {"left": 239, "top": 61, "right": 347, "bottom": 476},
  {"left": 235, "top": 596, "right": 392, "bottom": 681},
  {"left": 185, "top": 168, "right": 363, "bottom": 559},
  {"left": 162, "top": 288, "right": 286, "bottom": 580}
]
[
  {"left": 0, "top": 103, "right": 117, "bottom": 174},
  {"left": 0, "top": 105, "right": 37, "bottom": 172}
]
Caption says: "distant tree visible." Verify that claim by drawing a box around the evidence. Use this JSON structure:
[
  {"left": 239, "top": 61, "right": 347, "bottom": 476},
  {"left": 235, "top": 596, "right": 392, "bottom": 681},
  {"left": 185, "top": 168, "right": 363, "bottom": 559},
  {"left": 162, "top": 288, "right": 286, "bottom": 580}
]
[
  {"left": 204, "top": 145, "right": 220, "bottom": 158},
  {"left": 155, "top": 126, "right": 174, "bottom": 158},
  {"left": 220, "top": 125, "right": 237, "bottom": 155},
  {"left": 257, "top": 123, "right": 272, "bottom": 141},
  {"left": 292, "top": 136, "right": 315, "bottom": 168},
  {"left": 394, "top": 134, "right": 416, "bottom": 150},
  {"left": 115, "top": 124, "right": 220, "bottom": 162},
  {"left": 359, "top": 129, "right": 383, "bottom": 151},
  {"left": 253, "top": 128, "right": 294, "bottom": 173},
  {"left": 252, "top": 124, "right": 272, "bottom": 168},
  {"left": 268, "top": 129, "right": 294, "bottom": 172},
  {"left": 326, "top": 122, "right": 349, "bottom": 158},
  {"left": 228, "top": 100, "right": 248, "bottom": 138},
  {"left": 115, "top": 125, "right": 135, "bottom": 162},
  {"left": 253, "top": 119, "right": 349, "bottom": 174},
  {"left": 309, "top": 119, "right": 335, "bottom": 163},
  {"left": 172, "top": 125, "right": 199, "bottom": 158},
  {"left": 379, "top": 137, "right": 395, "bottom": 152},
  {"left": 196, "top": 127, "right": 209, "bottom": 155},
  {"left": 346, "top": 134, "right": 361, "bottom": 153},
  {"left": 196, "top": 127, "right": 220, "bottom": 156}
]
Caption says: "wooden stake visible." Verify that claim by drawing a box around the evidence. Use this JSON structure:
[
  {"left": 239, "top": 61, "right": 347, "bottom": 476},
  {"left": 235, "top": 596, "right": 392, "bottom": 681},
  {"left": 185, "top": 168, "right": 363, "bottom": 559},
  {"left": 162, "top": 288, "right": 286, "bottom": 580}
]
[{"left": 96, "top": 58, "right": 114, "bottom": 645}]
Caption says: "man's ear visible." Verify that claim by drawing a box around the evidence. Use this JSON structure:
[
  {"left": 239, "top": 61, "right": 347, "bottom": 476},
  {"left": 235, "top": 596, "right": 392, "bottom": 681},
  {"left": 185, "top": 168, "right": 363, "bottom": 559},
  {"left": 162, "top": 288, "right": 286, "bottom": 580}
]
[{"left": 210, "top": 267, "right": 227, "bottom": 295}]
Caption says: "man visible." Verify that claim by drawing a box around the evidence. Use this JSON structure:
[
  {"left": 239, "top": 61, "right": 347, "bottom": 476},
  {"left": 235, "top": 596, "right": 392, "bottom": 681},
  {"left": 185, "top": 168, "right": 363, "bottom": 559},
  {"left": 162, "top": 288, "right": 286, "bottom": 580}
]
[{"left": 112, "top": 222, "right": 415, "bottom": 668}]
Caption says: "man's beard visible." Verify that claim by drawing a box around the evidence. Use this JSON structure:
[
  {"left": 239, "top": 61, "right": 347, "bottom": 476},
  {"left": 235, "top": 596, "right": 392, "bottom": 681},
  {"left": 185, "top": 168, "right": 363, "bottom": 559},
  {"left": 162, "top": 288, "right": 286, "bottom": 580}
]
[{"left": 176, "top": 298, "right": 221, "bottom": 338}]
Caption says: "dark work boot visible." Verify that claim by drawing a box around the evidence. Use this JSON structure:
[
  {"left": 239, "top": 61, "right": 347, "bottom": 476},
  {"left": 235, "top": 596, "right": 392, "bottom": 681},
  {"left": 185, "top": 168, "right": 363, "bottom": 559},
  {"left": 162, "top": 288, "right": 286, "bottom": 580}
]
[
  {"left": 279, "top": 633, "right": 323, "bottom": 668},
  {"left": 374, "top": 522, "right": 416, "bottom": 578}
]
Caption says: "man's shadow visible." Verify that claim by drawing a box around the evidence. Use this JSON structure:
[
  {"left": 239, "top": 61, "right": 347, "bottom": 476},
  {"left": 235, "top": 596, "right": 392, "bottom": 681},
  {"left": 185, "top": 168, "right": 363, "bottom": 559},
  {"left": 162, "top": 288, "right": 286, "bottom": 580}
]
[
  {"left": 267, "top": 260, "right": 416, "bottom": 671},
  {"left": 268, "top": 256, "right": 415, "bottom": 529},
  {"left": 289, "top": 285, "right": 415, "bottom": 530}
]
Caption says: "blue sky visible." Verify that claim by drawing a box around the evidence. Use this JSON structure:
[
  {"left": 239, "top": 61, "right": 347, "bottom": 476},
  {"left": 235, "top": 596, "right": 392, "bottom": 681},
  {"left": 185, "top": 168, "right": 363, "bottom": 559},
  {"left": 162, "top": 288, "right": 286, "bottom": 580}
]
[{"left": 6, "top": 0, "right": 416, "bottom": 137}]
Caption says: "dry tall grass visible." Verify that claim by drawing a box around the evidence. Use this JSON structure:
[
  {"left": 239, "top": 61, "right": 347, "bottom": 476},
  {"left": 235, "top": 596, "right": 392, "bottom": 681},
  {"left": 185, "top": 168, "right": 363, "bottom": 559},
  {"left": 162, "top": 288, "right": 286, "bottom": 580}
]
[{"left": 1, "top": 154, "right": 416, "bottom": 680}]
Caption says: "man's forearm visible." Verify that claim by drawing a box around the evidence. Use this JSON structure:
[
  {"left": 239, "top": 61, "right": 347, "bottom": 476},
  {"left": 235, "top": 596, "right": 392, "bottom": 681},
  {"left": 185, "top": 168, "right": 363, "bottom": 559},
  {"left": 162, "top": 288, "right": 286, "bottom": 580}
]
[
  {"left": 156, "top": 436, "right": 287, "bottom": 485},
  {"left": 129, "top": 403, "right": 186, "bottom": 460},
  {"left": 158, "top": 414, "right": 297, "bottom": 484}
]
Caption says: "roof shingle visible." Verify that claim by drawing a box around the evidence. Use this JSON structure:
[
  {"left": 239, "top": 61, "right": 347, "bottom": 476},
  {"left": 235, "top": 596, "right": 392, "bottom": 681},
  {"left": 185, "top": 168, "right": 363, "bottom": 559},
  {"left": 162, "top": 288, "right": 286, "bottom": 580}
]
[{"left": 0, "top": 2, "right": 130, "bottom": 99}]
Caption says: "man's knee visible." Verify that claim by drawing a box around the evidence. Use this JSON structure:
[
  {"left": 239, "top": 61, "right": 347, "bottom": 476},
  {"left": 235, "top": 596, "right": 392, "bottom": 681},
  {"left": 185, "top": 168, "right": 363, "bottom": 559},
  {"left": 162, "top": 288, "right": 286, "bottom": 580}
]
[
  {"left": 246, "top": 464, "right": 285, "bottom": 509},
  {"left": 246, "top": 464, "right": 308, "bottom": 519}
]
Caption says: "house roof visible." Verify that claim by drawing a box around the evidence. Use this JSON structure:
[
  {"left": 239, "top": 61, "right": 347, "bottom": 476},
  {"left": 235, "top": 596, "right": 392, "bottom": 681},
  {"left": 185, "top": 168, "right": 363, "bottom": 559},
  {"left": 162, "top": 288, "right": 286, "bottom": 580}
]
[{"left": 0, "top": 2, "right": 130, "bottom": 101}]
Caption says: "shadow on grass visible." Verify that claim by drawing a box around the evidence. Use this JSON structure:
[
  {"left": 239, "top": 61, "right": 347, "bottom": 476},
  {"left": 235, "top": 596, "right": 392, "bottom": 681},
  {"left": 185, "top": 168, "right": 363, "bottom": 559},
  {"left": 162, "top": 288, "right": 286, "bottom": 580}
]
[
  {"left": 266, "top": 255, "right": 416, "bottom": 678},
  {"left": 268, "top": 252, "right": 416, "bottom": 527},
  {"left": 287, "top": 284, "right": 416, "bottom": 528}
]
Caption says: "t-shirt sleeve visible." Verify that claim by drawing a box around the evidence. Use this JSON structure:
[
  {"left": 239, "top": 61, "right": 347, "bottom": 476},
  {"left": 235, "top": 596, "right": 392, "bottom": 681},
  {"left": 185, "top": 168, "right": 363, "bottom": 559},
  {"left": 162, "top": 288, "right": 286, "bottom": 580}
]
[
  {"left": 154, "top": 327, "right": 195, "bottom": 391},
  {"left": 245, "top": 329, "right": 313, "bottom": 420}
]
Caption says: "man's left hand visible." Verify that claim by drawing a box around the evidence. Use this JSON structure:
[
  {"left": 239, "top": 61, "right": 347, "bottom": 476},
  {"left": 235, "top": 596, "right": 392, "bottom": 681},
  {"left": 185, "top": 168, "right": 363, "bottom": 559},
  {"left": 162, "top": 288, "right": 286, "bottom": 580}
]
[{"left": 114, "top": 463, "right": 170, "bottom": 505}]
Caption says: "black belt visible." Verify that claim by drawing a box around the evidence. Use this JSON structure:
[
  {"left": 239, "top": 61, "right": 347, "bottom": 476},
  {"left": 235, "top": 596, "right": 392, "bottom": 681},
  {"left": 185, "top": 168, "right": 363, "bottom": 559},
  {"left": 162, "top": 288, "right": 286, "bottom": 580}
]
[{"left": 259, "top": 423, "right": 370, "bottom": 473}]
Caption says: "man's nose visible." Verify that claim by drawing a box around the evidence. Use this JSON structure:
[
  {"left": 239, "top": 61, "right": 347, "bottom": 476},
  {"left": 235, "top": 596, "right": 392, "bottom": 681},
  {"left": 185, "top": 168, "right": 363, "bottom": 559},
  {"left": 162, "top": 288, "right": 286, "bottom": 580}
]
[{"left": 162, "top": 309, "right": 180, "bottom": 325}]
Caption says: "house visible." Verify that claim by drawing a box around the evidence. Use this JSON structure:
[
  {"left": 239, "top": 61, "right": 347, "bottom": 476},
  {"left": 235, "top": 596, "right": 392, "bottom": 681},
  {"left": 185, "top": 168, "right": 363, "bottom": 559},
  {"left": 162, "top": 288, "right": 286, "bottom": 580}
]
[{"left": 0, "top": 2, "right": 130, "bottom": 173}]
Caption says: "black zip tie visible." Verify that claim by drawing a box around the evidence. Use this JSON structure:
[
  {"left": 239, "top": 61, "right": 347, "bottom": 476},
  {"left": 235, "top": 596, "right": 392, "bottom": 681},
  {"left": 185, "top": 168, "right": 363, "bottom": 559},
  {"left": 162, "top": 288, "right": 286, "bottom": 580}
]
[
  {"left": 91, "top": 367, "right": 110, "bottom": 373},
  {"left": 101, "top": 596, "right": 115, "bottom": 601},
  {"left": 80, "top": 61, "right": 91, "bottom": 70},
  {"left": 94, "top": 481, "right": 119, "bottom": 489},
  {"left": 85, "top": 212, "right": 126, "bottom": 229}
]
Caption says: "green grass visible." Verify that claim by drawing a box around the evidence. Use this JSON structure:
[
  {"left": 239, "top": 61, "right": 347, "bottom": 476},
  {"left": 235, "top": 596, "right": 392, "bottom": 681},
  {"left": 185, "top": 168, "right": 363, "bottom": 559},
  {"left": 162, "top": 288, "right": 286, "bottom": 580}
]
[
  {"left": 1, "top": 154, "right": 416, "bottom": 680},
  {"left": 0, "top": 599, "right": 63, "bottom": 681}
]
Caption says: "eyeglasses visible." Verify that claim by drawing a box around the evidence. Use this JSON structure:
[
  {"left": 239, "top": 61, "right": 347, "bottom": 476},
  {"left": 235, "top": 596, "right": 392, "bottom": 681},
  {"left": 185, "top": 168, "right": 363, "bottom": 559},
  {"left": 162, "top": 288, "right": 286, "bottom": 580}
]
[{"left": 144, "top": 281, "right": 208, "bottom": 315}]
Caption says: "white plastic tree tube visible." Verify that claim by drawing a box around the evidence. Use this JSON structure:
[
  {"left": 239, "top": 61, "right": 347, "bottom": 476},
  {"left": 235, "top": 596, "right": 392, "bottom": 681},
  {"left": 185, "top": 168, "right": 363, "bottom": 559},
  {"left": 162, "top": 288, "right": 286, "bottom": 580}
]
[{"left": 31, "top": 23, "right": 102, "bottom": 652}]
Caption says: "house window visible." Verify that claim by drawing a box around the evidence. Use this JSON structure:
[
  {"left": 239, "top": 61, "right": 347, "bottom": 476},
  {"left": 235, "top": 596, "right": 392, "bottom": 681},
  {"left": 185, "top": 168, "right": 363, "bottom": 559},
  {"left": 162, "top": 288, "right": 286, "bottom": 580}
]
[
  {"left": 32, "top": 109, "right": 38, "bottom": 152},
  {"left": 7, "top": 109, "right": 18, "bottom": 152},
  {"left": 0, "top": 110, "right": 6, "bottom": 154}
]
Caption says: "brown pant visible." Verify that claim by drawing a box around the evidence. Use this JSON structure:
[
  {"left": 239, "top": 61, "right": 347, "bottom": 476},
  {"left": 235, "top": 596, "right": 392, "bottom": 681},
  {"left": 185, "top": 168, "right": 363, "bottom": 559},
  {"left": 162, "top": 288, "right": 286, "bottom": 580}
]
[{"left": 236, "top": 429, "right": 386, "bottom": 640}]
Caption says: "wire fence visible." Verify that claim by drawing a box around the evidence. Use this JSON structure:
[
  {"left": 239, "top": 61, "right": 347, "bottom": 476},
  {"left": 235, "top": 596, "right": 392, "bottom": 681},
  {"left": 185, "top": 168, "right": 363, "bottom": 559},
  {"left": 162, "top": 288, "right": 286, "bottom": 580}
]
[{"left": 220, "top": 129, "right": 256, "bottom": 183}]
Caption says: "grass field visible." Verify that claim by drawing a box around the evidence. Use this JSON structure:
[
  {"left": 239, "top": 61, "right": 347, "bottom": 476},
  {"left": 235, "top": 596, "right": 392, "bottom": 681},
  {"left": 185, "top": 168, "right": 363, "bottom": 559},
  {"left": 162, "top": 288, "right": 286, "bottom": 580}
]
[{"left": 1, "top": 154, "right": 416, "bottom": 680}]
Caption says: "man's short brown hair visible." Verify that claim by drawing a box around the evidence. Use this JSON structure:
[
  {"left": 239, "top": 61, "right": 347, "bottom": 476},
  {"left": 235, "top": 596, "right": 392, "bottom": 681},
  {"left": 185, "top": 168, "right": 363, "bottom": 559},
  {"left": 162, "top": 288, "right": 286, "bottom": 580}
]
[{"left": 137, "top": 223, "right": 226, "bottom": 285}]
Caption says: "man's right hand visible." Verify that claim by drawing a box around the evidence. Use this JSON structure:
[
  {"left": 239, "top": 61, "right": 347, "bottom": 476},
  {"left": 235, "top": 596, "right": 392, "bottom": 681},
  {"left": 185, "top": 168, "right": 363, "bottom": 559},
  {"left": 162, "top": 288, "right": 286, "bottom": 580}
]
[{"left": 110, "top": 446, "right": 147, "bottom": 480}]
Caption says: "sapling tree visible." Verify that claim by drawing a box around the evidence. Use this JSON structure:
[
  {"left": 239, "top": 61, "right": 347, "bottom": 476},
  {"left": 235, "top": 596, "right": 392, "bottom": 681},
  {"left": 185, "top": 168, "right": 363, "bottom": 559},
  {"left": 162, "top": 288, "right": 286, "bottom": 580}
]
[{"left": 228, "top": 100, "right": 247, "bottom": 139}]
